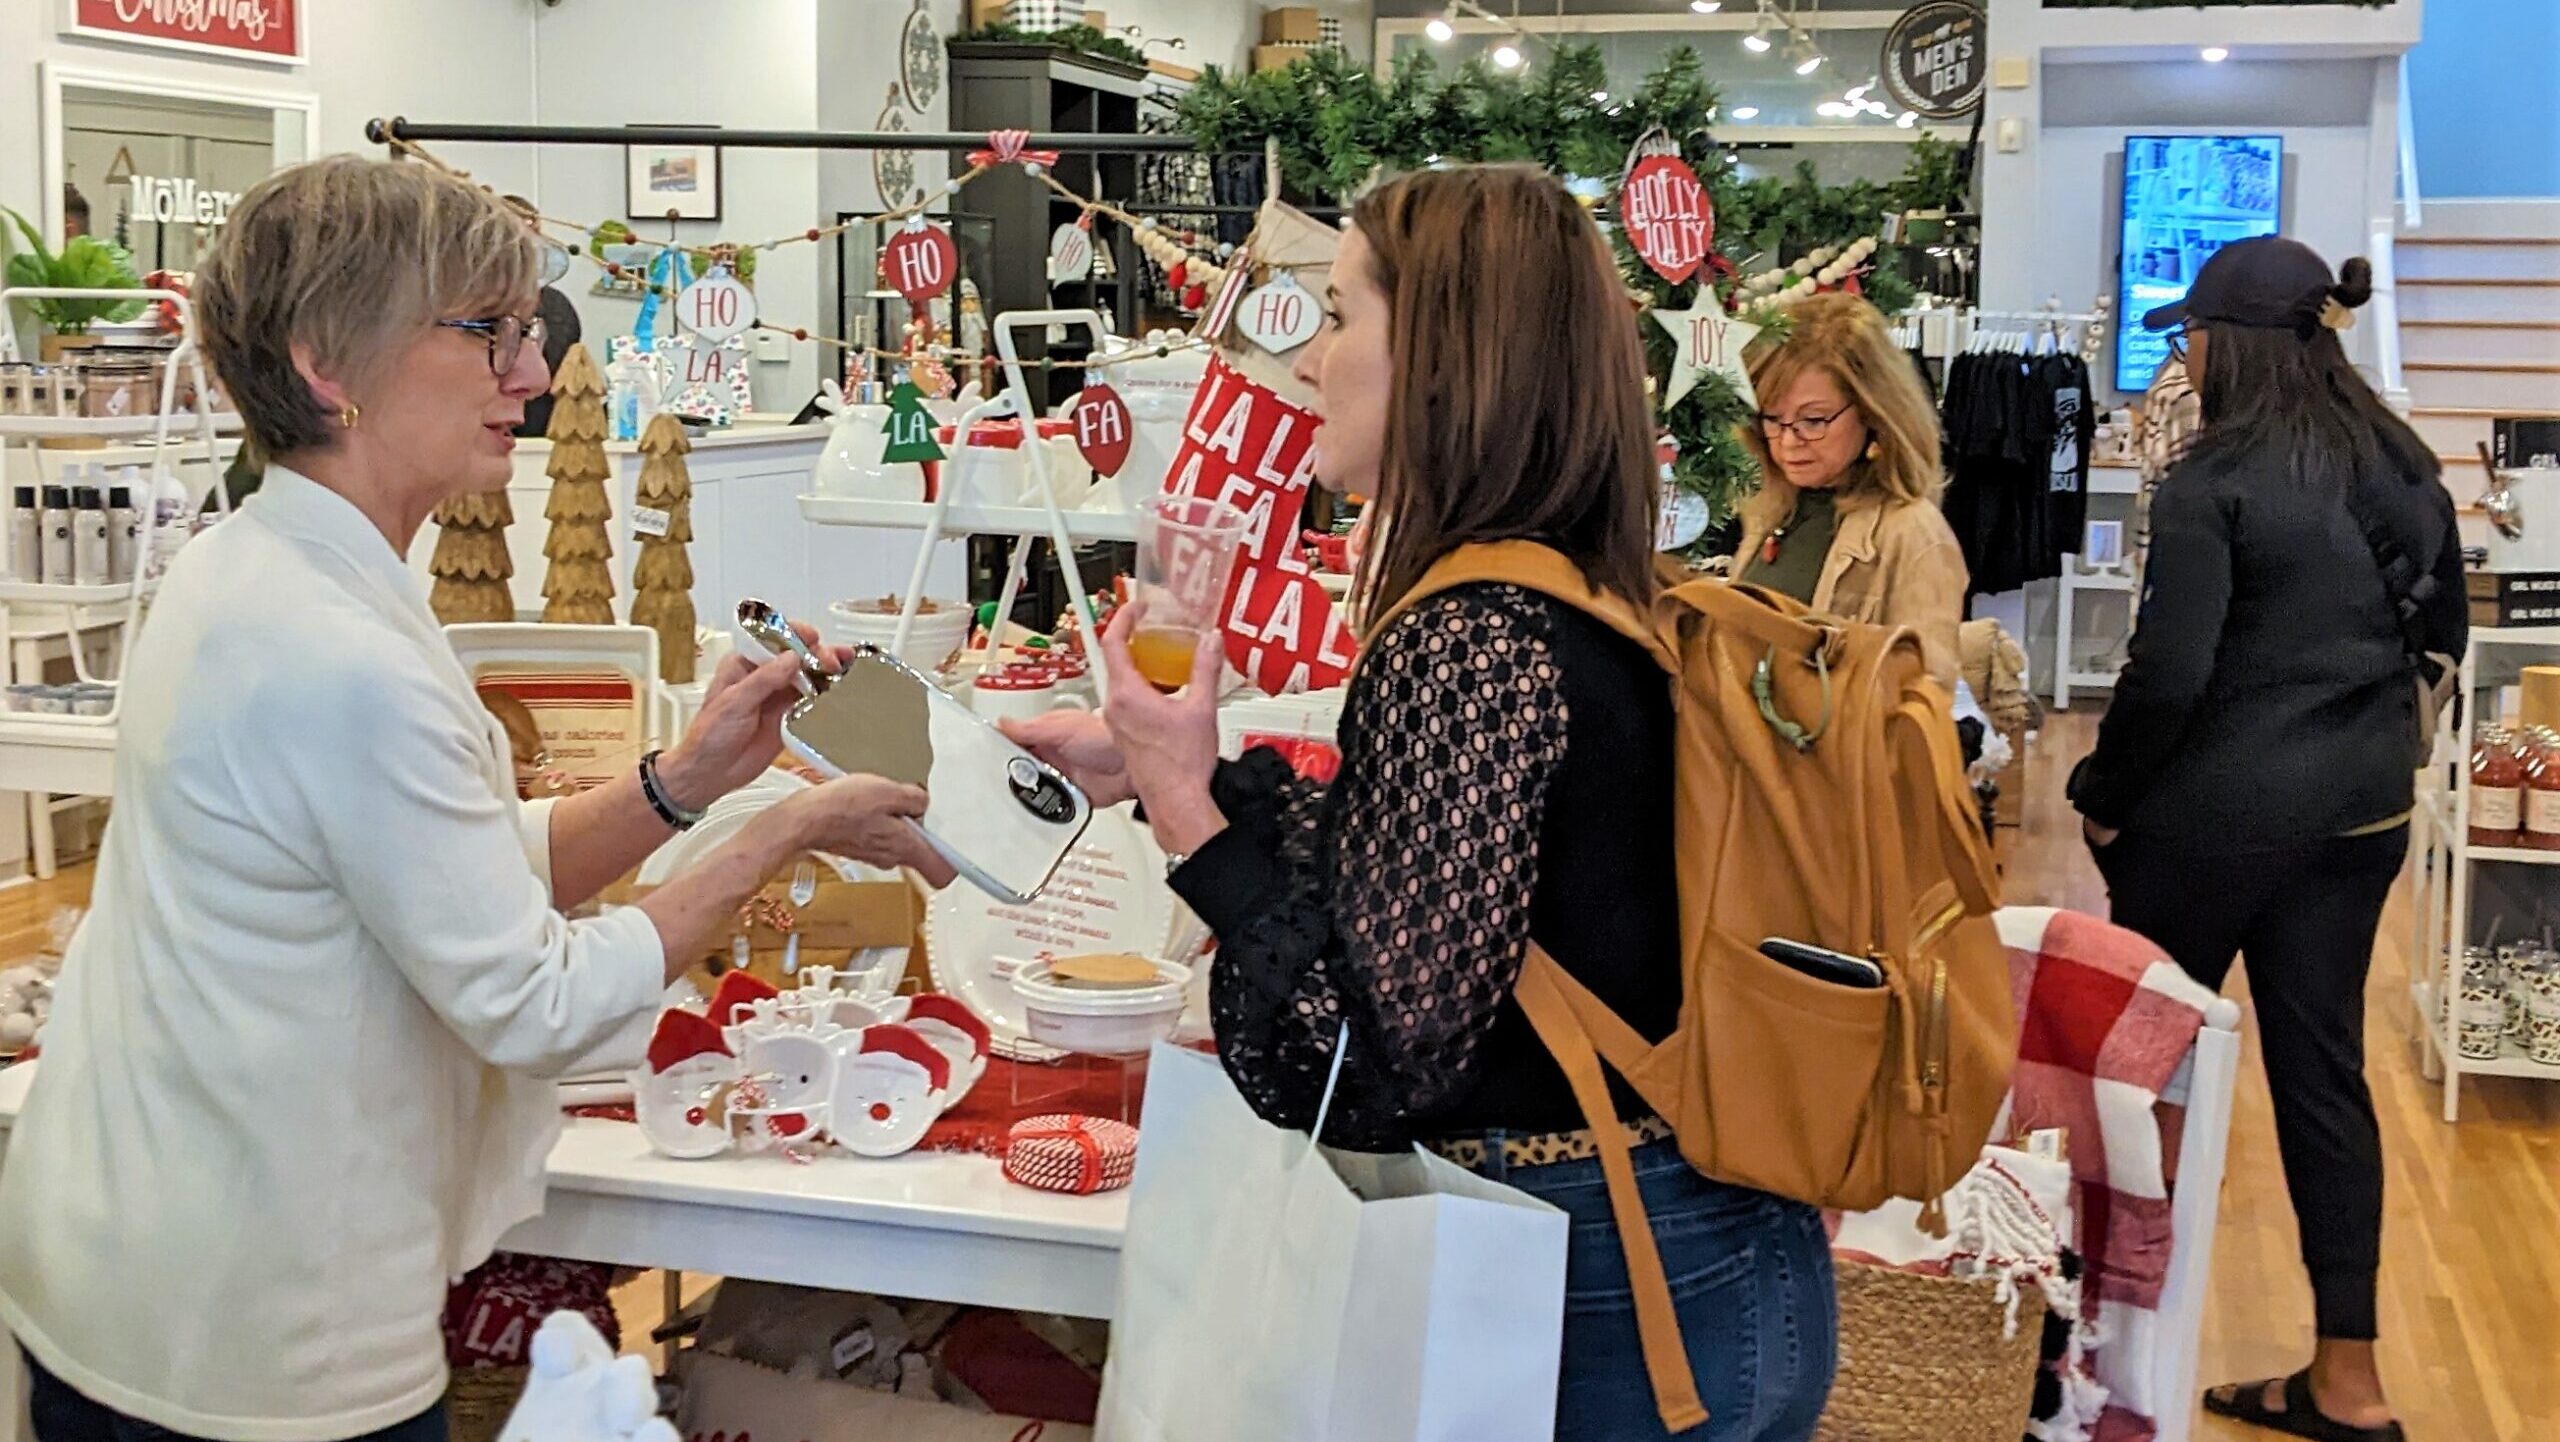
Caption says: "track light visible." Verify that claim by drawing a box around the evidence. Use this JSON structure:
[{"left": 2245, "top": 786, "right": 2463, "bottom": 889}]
[
  {"left": 1492, "top": 42, "right": 1524, "bottom": 70},
  {"left": 1744, "top": 5, "right": 1776, "bottom": 53},
  {"left": 1690, "top": 0, "right": 1722, "bottom": 11},
  {"left": 1896, "top": 111, "right": 1919, "bottom": 128},
  {"left": 1816, "top": 101, "right": 1850, "bottom": 118},
  {"left": 2201, "top": 46, "right": 2230, "bottom": 62},
  {"left": 1425, "top": 16, "right": 1455, "bottom": 43},
  {"left": 1788, "top": 29, "right": 1825, "bottom": 75},
  {"left": 1731, "top": 105, "right": 1760, "bottom": 120}
]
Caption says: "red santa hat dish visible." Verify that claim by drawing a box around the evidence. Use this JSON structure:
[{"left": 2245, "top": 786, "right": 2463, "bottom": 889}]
[
  {"left": 828, "top": 1023, "right": 952, "bottom": 1157},
  {"left": 633, "top": 1010, "right": 743, "bottom": 1160}
]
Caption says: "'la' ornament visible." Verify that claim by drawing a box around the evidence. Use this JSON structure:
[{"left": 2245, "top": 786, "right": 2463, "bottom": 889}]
[{"left": 1656, "top": 301, "right": 1762, "bottom": 411}]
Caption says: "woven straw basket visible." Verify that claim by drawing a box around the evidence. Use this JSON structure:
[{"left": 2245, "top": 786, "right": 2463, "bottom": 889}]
[
  {"left": 1812, "top": 1258, "right": 2049, "bottom": 1442},
  {"left": 445, "top": 1364, "right": 529, "bottom": 1442}
]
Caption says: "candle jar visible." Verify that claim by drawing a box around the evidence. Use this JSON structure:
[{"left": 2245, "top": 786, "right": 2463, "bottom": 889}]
[
  {"left": 2458, "top": 950, "right": 2508, "bottom": 1060},
  {"left": 2470, "top": 724, "right": 2525, "bottom": 847},
  {"left": 2526, "top": 955, "right": 2560, "bottom": 1066}
]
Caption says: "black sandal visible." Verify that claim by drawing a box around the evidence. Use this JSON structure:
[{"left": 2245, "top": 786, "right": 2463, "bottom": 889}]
[{"left": 2201, "top": 1370, "right": 2406, "bottom": 1442}]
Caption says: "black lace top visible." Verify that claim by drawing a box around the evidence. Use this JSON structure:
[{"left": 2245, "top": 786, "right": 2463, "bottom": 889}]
[{"left": 1168, "top": 583, "right": 1683, "bottom": 1152}]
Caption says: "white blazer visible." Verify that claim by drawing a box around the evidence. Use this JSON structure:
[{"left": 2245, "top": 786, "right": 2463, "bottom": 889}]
[{"left": 0, "top": 467, "right": 666, "bottom": 1440}]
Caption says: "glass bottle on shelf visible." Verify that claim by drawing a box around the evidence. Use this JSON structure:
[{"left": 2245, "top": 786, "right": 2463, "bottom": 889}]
[
  {"left": 2524, "top": 727, "right": 2560, "bottom": 851},
  {"left": 2471, "top": 724, "right": 2525, "bottom": 847}
]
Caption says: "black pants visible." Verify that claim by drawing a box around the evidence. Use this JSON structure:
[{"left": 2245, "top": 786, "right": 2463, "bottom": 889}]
[
  {"left": 25, "top": 1352, "right": 447, "bottom": 1442},
  {"left": 2095, "top": 825, "right": 2406, "bottom": 1343}
]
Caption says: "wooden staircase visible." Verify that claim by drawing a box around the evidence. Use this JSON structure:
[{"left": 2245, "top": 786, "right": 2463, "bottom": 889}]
[{"left": 2398, "top": 218, "right": 2560, "bottom": 518}]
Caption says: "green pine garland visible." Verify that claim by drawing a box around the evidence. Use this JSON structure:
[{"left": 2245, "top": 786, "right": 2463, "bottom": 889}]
[
  {"left": 1175, "top": 42, "right": 1964, "bottom": 548},
  {"left": 951, "top": 24, "right": 1147, "bottom": 69}
]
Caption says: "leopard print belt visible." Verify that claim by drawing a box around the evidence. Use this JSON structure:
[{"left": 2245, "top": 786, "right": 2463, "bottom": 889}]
[{"left": 1424, "top": 1114, "right": 1677, "bottom": 1172}]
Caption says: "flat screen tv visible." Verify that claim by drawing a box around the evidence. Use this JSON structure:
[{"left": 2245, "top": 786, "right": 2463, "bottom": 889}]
[{"left": 2114, "top": 134, "right": 2283, "bottom": 394}]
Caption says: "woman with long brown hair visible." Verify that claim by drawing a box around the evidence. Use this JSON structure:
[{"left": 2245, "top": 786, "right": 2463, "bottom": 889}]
[
  {"left": 1009, "top": 164, "right": 1837, "bottom": 1441},
  {"left": 1731, "top": 294, "right": 1966, "bottom": 686}
]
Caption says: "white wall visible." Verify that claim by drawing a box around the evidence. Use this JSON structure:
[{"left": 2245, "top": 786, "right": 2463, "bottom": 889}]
[
  {"left": 529, "top": 0, "right": 827, "bottom": 411},
  {"left": 0, "top": 0, "right": 539, "bottom": 241}
]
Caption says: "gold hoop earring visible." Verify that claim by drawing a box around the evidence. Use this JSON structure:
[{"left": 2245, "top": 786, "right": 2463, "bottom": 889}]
[{"left": 339, "top": 404, "right": 360, "bottom": 430}]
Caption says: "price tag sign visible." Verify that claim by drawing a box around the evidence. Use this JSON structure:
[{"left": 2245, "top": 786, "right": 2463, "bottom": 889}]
[
  {"left": 676, "top": 268, "right": 755, "bottom": 343},
  {"left": 632, "top": 505, "right": 673, "bottom": 540},
  {"left": 1073, "top": 382, "right": 1134, "bottom": 477},
  {"left": 1236, "top": 271, "right": 1322, "bottom": 354},
  {"left": 1049, "top": 221, "right": 1094, "bottom": 286},
  {"left": 882, "top": 221, "right": 959, "bottom": 302}
]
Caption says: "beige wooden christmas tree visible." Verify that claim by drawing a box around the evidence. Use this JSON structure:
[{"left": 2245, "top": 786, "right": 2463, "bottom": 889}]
[
  {"left": 626, "top": 412, "right": 697, "bottom": 683},
  {"left": 539, "top": 344, "right": 617, "bottom": 624},
  {"left": 427, "top": 487, "right": 515, "bottom": 625}
]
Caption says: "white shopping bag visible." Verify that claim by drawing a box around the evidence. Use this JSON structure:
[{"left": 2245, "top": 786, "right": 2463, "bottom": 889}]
[{"left": 1096, "top": 1043, "right": 1569, "bottom": 1442}]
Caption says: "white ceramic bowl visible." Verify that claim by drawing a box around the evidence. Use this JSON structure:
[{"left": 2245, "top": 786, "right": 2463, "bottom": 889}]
[
  {"left": 822, "top": 598, "right": 974, "bottom": 675},
  {"left": 1008, "top": 958, "right": 1193, "bottom": 1058}
]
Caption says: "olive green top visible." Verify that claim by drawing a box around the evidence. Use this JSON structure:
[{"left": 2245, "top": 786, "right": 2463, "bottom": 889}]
[{"left": 1738, "top": 488, "right": 1837, "bottom": 604}]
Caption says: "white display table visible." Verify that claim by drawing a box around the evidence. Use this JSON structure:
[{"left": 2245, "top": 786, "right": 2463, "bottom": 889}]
[{"left": 0, "top": 1062, "right": 1124, "bottom": 1439}]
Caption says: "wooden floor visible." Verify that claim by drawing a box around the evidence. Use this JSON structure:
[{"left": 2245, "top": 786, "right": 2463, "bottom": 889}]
[
  {"left": 2008, "top": 710, "right": 2560, "bottom": 1441},
  {"left": 3, "top": 715, "right": 2553, "bottom": 1436}
]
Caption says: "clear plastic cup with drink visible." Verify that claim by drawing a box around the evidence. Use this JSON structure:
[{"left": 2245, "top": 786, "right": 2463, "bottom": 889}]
[{"left": 1129, "top": 494, "right": 1250, "bottom": 691}]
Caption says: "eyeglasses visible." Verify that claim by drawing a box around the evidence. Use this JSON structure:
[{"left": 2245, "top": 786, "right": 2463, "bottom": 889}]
[
  {"left": 1756, "top": 403, "right": 1858, "bottom": 444},
  {"left": 436, "top": 313, "right": 546, "bottom": 376},
  {"left": 2166, "top": 329, "right": 2190, "bottom": 364}
]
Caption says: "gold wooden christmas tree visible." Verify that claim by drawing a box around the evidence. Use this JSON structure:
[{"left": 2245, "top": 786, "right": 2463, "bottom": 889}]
[
  {"left": 427, "top": 486, "right": 515, "bottom": 625},
  {"left": 627, "top": 412, "right": 697, "bottom": 683},
  {"left": 539, "top": 344, "right": 617, "bottom": 624}
]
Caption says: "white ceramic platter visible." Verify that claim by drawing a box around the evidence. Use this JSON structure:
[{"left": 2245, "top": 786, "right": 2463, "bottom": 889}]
[{"left": 923, "top": 804, "right": 1187, "bottom": 1059}]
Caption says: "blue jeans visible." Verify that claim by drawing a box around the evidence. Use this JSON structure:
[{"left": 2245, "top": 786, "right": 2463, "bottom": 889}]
[
  {"left": 24, "top": 1352, "right": 448, "bottom": 1442},
  {"left": 1465, "top": 1138, "right": 1838, "bottom": 1442}
]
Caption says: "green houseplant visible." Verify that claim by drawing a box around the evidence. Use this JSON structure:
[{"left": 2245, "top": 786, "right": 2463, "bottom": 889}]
[{"left": 4, "top": 207, "right": 147, "bottom": 351}]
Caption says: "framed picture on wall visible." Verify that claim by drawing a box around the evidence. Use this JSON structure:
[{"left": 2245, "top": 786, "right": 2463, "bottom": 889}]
[{"left": 626, "top": 131, "right": 722, "bottom": 223}]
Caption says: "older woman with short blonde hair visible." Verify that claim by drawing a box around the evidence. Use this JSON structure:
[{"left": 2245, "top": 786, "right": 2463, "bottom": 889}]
[
  {"left": 0, "top": 156, "right": 950, "bottom": 1442},
  {"left": 1731, "top": 293, "right": 1967, "bottom": 686}
]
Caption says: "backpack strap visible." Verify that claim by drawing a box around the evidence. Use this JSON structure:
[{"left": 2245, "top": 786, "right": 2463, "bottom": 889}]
[
  {"left": 1362, "top": 542, "right": 1679, "bottom": 673},
  {"left": 1514, "top": 949, "right": 1710, "bottom": 1434}
]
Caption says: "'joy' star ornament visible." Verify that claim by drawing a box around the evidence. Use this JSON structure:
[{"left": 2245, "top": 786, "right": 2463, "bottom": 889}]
[{"left": 1656, "top": 301, "right": 1762, "bottom": 412}]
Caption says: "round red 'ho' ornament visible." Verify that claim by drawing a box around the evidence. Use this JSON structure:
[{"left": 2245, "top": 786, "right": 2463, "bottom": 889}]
[{"left": 881, "top": 222, "right": 959, "bottom": 302}]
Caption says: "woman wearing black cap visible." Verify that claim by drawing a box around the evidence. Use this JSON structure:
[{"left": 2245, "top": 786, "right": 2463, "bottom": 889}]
[{"left": 2071, "top": 236, "right": 2461, "bottom": 1442}]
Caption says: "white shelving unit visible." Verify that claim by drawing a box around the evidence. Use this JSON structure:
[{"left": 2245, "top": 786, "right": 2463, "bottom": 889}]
[
  {"left": 2050, "top": 463, "right": 2143, "bottom": 708},
  {"left": 2410, "top": 624, "right": 2560, "bottom": 1118},
  {"left": 0, "top": 287, "right": 234, "bottom": 877},
  {"left": 801, "top": 308, "right": 1133, "bottom": 704}
]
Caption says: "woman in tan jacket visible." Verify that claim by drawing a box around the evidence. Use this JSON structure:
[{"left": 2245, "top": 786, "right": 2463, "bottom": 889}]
[{"left": 1732, "top": 293, "right": 1967, "bottom": 687}]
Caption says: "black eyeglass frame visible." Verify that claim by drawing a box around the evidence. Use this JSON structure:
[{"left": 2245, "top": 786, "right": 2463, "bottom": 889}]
[
  {"left": 1755, "top": 402, "right": 1861, "bottom": 444},
  {"left": 436, "top": 314, "right": 547, "bottom": 376}
]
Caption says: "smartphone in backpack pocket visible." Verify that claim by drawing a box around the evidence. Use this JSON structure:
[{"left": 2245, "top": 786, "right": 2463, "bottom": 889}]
[
  {"left": 1757, "top": 938, "right": 1888, "bottom": 990},
  {"left": 779, "top": 646, "right": 1092, "bottom": 904}
]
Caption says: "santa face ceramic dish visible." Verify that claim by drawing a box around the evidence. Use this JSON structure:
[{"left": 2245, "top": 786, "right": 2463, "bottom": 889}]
[
  {"left": 630, "top": 1056, "right": 742, "bottom": 1160},
  {"left": 730, "top": 1032, "right": 835, "bottom": 1149},
  {"left": 632, "top": 1009, "right": 743, "bottom": 1160},
  {"left": 826, "top": 1023, "right": 952, "bottom": 1157},
  {"left": 900, "top": 994, "right": 993, "bottom": 1098}
]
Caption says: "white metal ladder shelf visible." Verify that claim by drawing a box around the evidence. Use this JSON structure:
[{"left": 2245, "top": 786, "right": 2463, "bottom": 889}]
[{"left": 0, "top": 287, "right": 237, "bottom": 876}]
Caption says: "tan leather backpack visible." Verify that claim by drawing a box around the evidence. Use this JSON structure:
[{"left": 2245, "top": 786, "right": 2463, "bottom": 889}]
[{"left": 1379, "top": 542, "right": 2017, "bottom": 1432}]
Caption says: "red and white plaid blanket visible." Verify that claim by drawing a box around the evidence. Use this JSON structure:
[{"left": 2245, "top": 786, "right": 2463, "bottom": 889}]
[{"left": 1996, "top": 906, "right": 2216, "bottom": 1442}]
